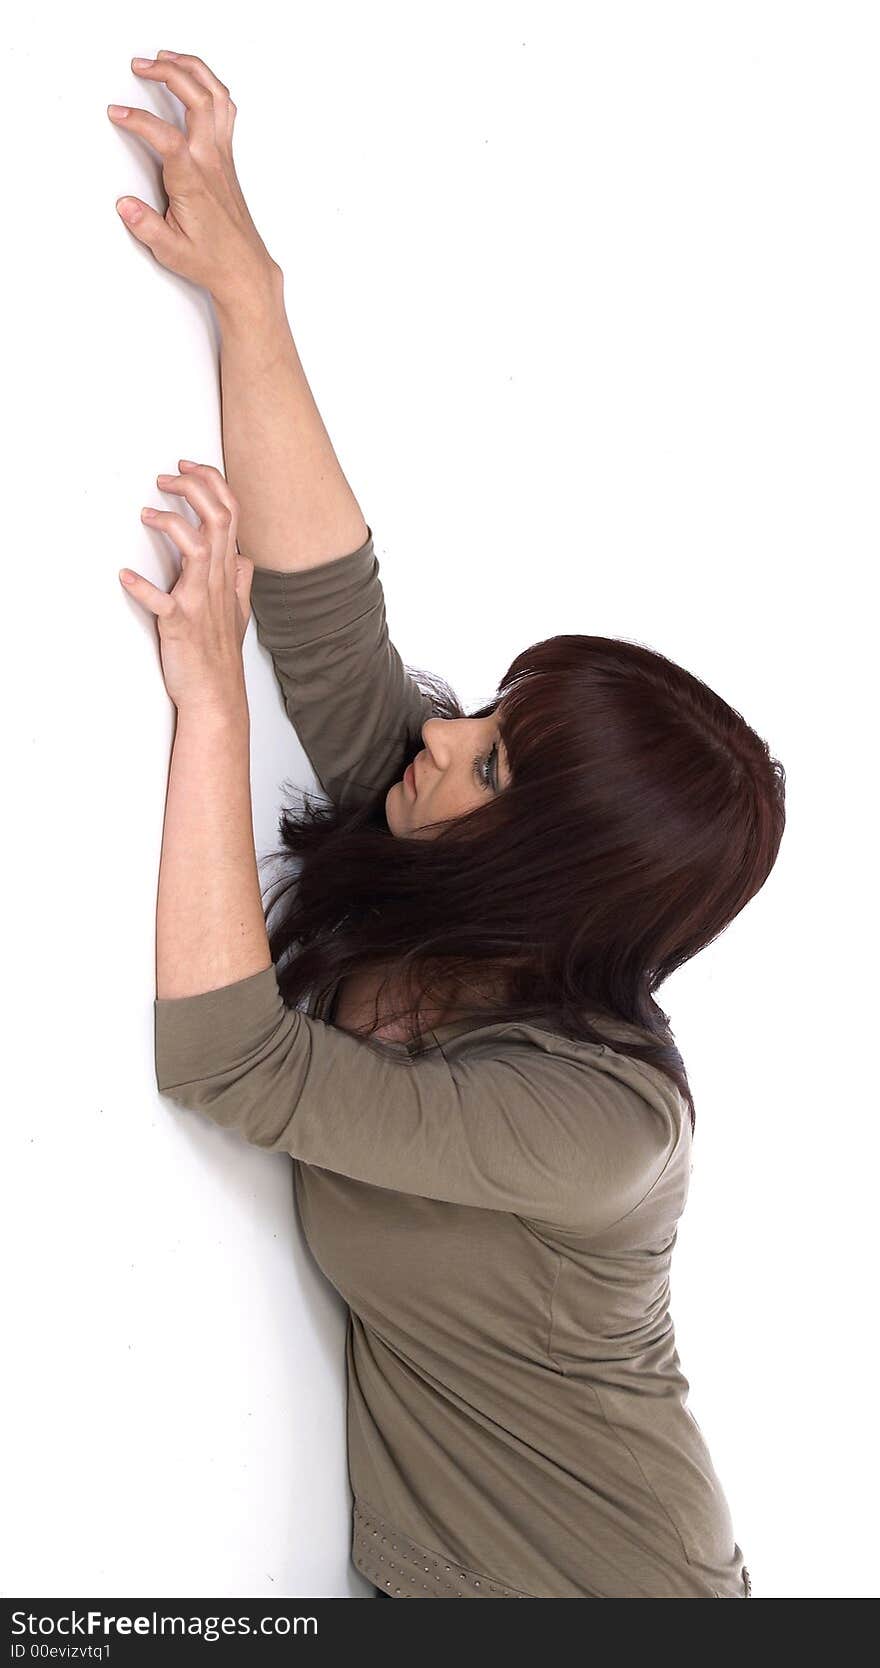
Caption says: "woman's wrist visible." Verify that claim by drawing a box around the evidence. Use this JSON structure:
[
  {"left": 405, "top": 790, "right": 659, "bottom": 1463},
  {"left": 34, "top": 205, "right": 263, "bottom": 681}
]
[
  {"left": 211, "top": 260, "right": 285, "bottom": 332},
  {"left": 174, "top": 692, "right": 250, "bottom": 731}
]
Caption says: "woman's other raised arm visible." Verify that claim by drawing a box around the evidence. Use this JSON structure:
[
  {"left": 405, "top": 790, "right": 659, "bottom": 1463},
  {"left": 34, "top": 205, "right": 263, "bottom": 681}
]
[{"left": 214, "top": 270, "right": 370, "bottom": 572}]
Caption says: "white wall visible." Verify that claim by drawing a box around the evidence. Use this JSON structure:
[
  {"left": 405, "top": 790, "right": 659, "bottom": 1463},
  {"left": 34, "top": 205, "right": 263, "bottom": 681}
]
[{"left": 3, "top": 0, "right": 877, "bottom": 1600}]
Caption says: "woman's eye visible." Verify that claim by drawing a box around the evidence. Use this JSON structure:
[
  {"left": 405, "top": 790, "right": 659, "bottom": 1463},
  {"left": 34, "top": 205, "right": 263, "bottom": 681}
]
[{"left": 474, "top": 740, "right": 499, "bottom": 791}]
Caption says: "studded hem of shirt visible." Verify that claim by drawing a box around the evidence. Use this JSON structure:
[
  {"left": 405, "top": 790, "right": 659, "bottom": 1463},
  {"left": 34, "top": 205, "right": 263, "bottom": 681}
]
[{"left": 352, "top": 1498, "right": 535, "bottom": 1598}]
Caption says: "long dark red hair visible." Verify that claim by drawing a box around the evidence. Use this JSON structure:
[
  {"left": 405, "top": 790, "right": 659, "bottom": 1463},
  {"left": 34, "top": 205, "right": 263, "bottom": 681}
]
[{"left": 260, "top": 632, "right": 786, "bottom": 1133}]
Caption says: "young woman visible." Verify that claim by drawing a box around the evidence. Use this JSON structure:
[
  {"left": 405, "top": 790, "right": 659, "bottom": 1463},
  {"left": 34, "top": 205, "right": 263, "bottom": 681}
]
[{"left": 113, "top": 51, "right": 780, "bottom": 1598}]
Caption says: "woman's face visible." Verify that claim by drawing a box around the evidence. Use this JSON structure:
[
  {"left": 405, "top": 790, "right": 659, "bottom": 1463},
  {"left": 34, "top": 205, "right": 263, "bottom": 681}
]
[{"left": 386, "top": 708, "right": 513, "bottom": 837}]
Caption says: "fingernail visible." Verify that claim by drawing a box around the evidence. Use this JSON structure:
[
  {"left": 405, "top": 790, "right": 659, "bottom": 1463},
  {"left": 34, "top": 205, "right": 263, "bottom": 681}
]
[
  {"left": 157, "top": 50, "right": 179, "bottom": 59},
  {"left": 117, "top": 198, "right": 141, "bottom": 222},
  {"left": 132, "top": 57, "right": 153, "bottom": 69},
  {"left": 141, "top": 507, "right": 157, "bottom": 518},
  {"left": 108, "top": 105, "right": 130, "bottom": 119},
  {"left": 120, "top": 570, "right": 136, "bottom": 584}
]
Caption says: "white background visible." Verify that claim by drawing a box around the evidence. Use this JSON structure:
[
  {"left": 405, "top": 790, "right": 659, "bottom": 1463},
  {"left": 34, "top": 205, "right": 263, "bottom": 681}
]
[{"left": 3, "top": 0, "right": 877, "bottom": 1600}]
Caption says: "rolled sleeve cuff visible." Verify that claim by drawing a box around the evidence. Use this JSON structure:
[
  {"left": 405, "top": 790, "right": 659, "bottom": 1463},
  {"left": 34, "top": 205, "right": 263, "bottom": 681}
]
[
  {"left": 248, "top": 527, "right": 376, "bottom": 649},
  {"left": 153, "top": 962, "right": 287, "bottom": 1092}
]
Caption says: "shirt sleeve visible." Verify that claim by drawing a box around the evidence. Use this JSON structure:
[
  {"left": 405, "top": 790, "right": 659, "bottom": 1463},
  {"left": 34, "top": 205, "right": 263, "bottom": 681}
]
[
  {"left": 248, "top": 529, "right": 435, "bottom": 810},
  {"left": 153, "top": 962, "right": 676, "bottom": 1235}
]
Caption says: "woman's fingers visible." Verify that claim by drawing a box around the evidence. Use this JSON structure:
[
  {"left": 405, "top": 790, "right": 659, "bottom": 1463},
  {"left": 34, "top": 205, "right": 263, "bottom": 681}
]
[
  {"left": 155, "top": 51, "right": 233, "bottom": 102},
  {"left": 140, "top": 463, "right": 241, "bottom": 593},
  {"left": 155, "top": 469, "right": 235, "bottom": 529},
  {"left": 107, "top": 101, "right": 188, "bottom": 161},
  {"left": 109, "top": 55, "right": 232, "bottom": 252},
  {"left": 139, "top": 505, "right": 214, "bottom": 562},
  {"left": 110, "top": 100, "right": 188, "bottom": 259},
  {"left": 109, "top": 54, "right": 271, "bottom": 294},
  {"left": 166, "top": 459, "right": 239, "bottom": 517},
  {"left": 155, "top": 467, "right": 239, "bottom": 562},
  {"left": 129, "top": 56, "right": 224, "bottom": 146},
  {"left": 113, "top": 195, "right": 166, "bottom": 244},
  {"left": 154, "top": 50, "right": 237, "bottom": 138},
  {"left": 118, "top": 566, "right": 175, "bottom": 618},
  {"left": 121, "top": 460, "right": 253, "bottom": 712}
]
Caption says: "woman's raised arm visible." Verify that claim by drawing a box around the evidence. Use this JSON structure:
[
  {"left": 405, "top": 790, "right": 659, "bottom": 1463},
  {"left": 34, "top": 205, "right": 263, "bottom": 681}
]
[
  {"left": 109, "top": 52, "right": 424, "bottom": 808},
  {"left": 109, "top": 50, "right": 369, "bottom": 571},
  {"left": 215, "top": 274, "right": 371, "bottom": 572}
]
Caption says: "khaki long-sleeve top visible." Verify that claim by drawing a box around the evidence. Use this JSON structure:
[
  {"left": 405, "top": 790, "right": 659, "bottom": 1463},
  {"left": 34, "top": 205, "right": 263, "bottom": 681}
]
[{"left": 154, "top": 530, "right": 751, "bottom": 1599}]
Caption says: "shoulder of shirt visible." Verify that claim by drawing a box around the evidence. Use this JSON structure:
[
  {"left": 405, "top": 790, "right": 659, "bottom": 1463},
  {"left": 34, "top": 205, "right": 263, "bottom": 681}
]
[
  {"left": 418, "top": 1017, "right": 690, "bottom": 1137},
  {"left": 305, "top": 982, "right": 689, "bottom": 1150}
]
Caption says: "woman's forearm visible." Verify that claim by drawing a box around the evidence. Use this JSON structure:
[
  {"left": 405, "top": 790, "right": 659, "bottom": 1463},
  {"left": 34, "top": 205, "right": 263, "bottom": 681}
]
[
  {"left": 156, "top": 703, "right": 272, "bottom": 1001},
  {"left": 213, "top": 270, "right": 370, "bottom": 573}
]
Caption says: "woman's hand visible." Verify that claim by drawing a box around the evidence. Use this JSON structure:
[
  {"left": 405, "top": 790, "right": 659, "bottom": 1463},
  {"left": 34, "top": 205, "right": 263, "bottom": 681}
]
[
  {"left": 119, "top": 459, "right": 254, "bottom": 718},
  {"left": 108, "top": 51, "right": 280, "bottom": 304}
]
